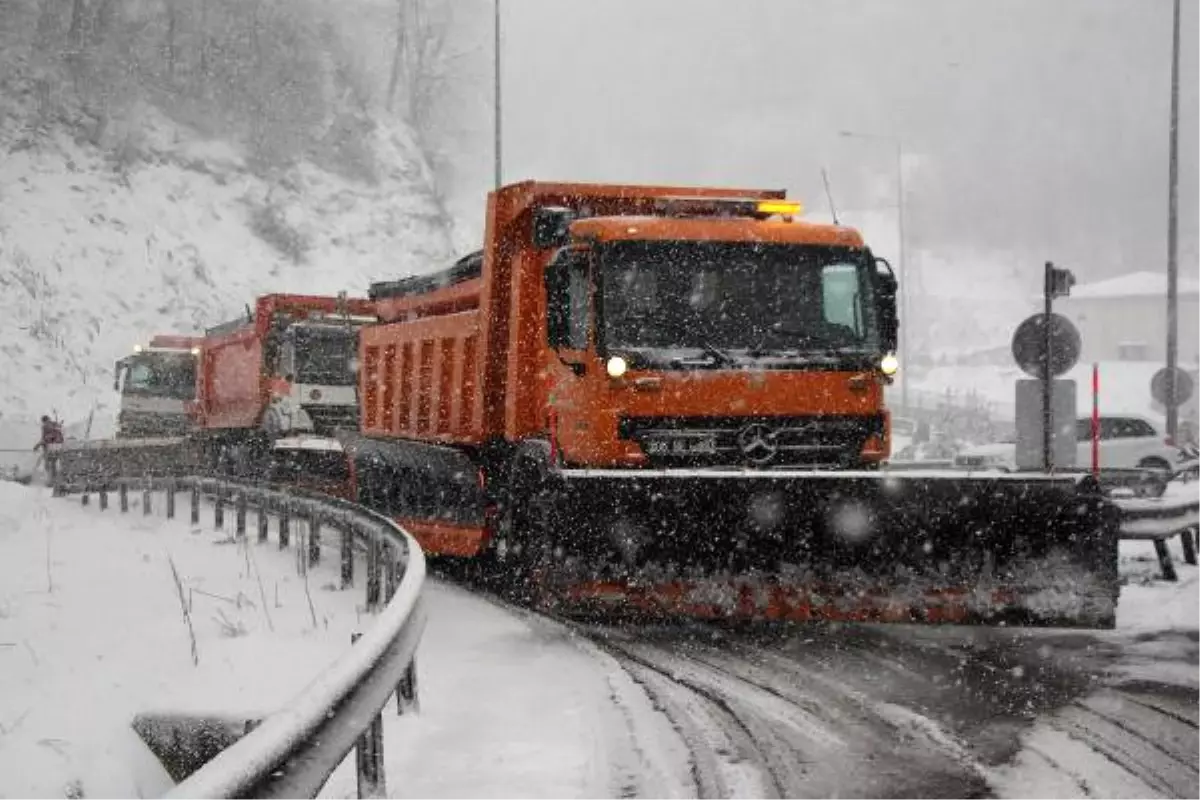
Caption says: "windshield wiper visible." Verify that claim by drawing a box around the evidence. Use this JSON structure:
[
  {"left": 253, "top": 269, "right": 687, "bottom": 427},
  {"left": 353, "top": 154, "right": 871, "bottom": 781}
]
[
  {"left": 654, "top": 317, "right": 740, "bottom": 368},
  {"left": 623, "top": 315, "right": 740, "bottom": 368}
]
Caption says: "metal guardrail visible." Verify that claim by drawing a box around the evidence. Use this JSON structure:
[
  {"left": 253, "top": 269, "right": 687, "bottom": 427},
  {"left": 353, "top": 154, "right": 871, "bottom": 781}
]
[
  {"left": 55, "top": 475, "right": 427, "bottom": 799},
  {"left": 1113, "top": 477, "right": 1199, "bottom": 582}
]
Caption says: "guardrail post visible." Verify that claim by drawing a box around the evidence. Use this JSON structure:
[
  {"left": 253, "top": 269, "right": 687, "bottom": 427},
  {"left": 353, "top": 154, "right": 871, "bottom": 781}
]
[
  {"left": 214, "top": 486, "right": 225, "bottom": 530},
  {"left": 143, "top": 482, "right": 152, "bottom": 515},
  {"left": 341, "top": 524, "right": 354, "bottom": 589},
  {"left": 352, "top": 632, "right": 387, "bottom": 799},
  {"left": 396, "top": 658, "right": 419, "bottom": 716},
  {"left": 119, "top": 483, "right": 129, "bottom": 513},
  {"left": 279, "top": 507, "right": 290, "bottom": 549},
  {"left": 235, "top": 492, "right": 247, "bottom": 538},
  {"left": 366, "top": 538, "right": 381, "bottom": 611},
  {"left": 308, "top": 513, "right": 321, "bottom": 567},
  {"left": 190, "top": 484, "right": 200, "bottom": 525},
  {"left": 258, "top": 507, "right": 269, "bottom": 544},
  {"left": 1182, "top": 529, "right": 1198, "bottom": 566},
  {"left": 166, "top": 482, "right": 176, "bottom": 519},
  {"left": 1154, "top": 539, "right": 1179, "bottom": 582},
  {"left": 384, "top": 545, "right": 399, "bottom": 603},
  {"left": 99, "top": 486, "right": 108, "bottom": 511}
]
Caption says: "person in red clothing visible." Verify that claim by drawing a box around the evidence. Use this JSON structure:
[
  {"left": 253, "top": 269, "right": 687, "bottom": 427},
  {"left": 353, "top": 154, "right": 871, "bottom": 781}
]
[{"left": 33, "top": 415, "right": 64, "bottom": 484}]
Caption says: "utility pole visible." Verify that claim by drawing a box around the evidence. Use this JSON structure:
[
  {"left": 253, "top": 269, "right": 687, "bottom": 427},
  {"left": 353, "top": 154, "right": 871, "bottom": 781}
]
[
  {"left": 493, "top": 0, "right": 502, "bottom": 190},
  {"left": 894, "top": 138, "right": 908, "bottom": 412},
  {"left": 1166, "top": 0, "right": 1181, "bottom": 439}
]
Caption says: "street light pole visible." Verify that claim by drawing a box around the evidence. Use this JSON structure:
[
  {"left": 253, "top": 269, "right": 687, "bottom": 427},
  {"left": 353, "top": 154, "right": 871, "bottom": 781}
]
[
  {"left": 839, "top": 129, "right": 910, "bottom": 411},
  {"left": 493, "top": 0, "right": 502, "bottom": 191},
  {"left": 894, "top": 138, "right": 909, "bottom": 412},
  {"left": 1166, "top": 0, "right": 1181, "bottom": 439}
]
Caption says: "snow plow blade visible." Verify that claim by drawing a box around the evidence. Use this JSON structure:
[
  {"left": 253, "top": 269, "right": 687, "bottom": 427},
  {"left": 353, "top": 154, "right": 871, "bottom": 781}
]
[
  {"left": 51, "top": 437, "right": 204, "bottom": 492},
  {"left": 538, "top": 469, "right": 1121, "bottom": 629}
]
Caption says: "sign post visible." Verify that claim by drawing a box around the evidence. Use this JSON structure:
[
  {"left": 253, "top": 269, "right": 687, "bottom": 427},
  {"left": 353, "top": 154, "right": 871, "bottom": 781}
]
[
  {"left": 1011, "top": 262, "right": 1079, "bottom": 473},
  {"left": 1091, "top": 363, "right": 1100, "bottom": 476},
  {"left": 1041, "top": 262, "right": 1075, "bottom": 471}
]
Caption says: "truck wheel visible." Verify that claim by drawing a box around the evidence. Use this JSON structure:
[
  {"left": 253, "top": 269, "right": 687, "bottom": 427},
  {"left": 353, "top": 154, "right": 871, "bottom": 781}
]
[{"left": 494, "top": 450, "right": 557, "bottom": 605}]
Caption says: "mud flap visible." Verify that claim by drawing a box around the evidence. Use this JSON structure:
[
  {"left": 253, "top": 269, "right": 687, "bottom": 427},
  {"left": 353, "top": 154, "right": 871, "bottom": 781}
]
[{"left": 544, "top": 469, "right": 1121, "bottom": 629}]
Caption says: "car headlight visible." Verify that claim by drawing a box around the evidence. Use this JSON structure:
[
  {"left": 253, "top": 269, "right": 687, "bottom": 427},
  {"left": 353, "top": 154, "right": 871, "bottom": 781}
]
[{"left": 880, "top": 353, "right": 899, "bottom": 376}]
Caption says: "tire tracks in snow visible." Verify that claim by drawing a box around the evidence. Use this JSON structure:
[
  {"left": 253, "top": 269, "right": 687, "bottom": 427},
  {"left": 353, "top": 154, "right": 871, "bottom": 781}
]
[
  {"left": 439, "top": 564, "right": 1197, "bottom": 798},
  {"left": 577, "top": 625, "right": 994, "bottom": 799},
  {"left": 577, "top": 621, "right": 1199, "bottom": 799}
]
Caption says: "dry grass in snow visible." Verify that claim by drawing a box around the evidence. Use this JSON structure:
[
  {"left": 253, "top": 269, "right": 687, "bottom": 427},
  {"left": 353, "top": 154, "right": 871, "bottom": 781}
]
[{"left": 0, "top": 481, "right": 386, "bottom": 798}]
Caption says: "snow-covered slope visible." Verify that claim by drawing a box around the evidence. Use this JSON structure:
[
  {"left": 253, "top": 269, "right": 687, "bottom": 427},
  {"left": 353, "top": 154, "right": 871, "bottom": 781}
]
[{"left": 0, "top": 108, "right": 454, "bottom": 439}]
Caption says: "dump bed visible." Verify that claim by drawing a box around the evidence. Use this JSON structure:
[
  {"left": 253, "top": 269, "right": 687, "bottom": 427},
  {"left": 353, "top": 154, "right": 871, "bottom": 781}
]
[{"left": 359, "top": 181, "right": 793, "bottom": 446}]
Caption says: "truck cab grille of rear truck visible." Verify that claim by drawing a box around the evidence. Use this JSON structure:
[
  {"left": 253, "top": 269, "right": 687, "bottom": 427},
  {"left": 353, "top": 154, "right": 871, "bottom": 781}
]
[{"left": 617, "top": 414, "right": 886, "bottom": 468}]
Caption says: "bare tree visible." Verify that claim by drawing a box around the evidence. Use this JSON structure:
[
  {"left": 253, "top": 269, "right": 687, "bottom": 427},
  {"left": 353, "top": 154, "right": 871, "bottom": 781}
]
[{"left": 386, "top": 0, "right": 453, "bottom": 137}]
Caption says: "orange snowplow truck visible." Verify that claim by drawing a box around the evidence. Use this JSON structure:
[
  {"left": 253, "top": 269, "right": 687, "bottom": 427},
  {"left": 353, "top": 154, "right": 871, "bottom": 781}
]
[
  {"left": 350, "top": 180, "right": 1119, "bottom": 629},
  {"left": 189, "top": 293, "right": 375, "bottom": 471}
]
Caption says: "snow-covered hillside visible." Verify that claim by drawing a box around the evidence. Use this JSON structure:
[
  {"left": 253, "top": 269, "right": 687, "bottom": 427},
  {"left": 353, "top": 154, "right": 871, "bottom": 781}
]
[
  {"left": 0, "top": 97, "right": 454, "bottom": 444},
  {"left": 0, "top": 0, "right": 462, "bottom": 446}
]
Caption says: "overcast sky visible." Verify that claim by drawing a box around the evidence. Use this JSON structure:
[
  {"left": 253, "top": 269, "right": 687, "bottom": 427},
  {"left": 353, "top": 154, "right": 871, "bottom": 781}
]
[{"left": 431, "top": 0, "right": 1197, "bottom": 307}]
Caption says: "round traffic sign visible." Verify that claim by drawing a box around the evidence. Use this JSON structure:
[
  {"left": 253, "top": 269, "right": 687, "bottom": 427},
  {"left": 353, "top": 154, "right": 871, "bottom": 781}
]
[
  {"left": 1151, "top": 366, "right": 1195, "bottom": 407},
  {"left": 1011, "top": 313, "right": 1082, "bottom": 378}
]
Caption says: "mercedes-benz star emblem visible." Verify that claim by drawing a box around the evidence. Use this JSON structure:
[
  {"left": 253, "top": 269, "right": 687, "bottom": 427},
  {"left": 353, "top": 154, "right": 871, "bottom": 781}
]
[{"left": 736, "top": 423, "right": 778, "bottom": 464}]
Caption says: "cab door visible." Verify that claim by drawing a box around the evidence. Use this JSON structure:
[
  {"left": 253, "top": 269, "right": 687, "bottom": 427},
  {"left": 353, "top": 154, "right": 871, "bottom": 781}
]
[{"left": 543, "top": 246, "right": 596, "bottom": 460}]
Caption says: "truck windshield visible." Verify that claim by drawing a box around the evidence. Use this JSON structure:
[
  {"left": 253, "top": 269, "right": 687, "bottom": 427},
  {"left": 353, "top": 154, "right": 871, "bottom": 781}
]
[
  {"left": 292, "top": 325, "right": 357, "bottom": 386},
  {"left": 122, "top": 354, "right": 196, "bottom": 399},
  {"left": 600, "top": 241, "right": 878, "bottom": 364}
]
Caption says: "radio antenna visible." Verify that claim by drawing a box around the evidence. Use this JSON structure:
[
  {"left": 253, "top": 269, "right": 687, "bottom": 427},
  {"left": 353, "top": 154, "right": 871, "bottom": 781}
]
[{"left": 821, "top": 167, "right": 840, "bottom": 225}]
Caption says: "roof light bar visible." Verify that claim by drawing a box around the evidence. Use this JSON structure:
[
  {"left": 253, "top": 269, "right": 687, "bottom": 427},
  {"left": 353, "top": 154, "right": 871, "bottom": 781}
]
[
  {"left": 756, "top": 200, "right": 803, "bottom": 216},
  {"left": 652, "top": 196, "right": 804, "bottom": 220}
]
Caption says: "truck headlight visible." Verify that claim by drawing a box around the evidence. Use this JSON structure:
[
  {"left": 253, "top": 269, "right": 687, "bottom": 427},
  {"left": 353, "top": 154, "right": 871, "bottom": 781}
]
[
  {"left": 880, "top": 353, "right": 899, "bottom": 376},
  {"left": 606, "top": 355, "right": 628, "bottom": 378}
]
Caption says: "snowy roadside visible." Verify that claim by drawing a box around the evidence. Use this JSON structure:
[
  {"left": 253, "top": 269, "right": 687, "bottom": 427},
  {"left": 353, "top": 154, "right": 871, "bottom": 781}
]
[
  {"left": 984, "top": 536, "right": 1199, "bottom": 799},
  {"left": 0, "top": 482, "right": 381, "bottom": 798},
  {"left": 1117, "top": 536, "right": 1199, "bottom": 635},
  {"left": 0, "top": 483, "right": 692, "bottom": 800}
]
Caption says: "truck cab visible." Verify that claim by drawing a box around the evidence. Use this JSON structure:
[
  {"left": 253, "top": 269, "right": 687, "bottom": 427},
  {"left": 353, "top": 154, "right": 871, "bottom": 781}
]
[
  {"left": 113, "top": 338, "right": 200, "bottom": 438},
  {"left": 531, "top": 193, "right": 900, "bottom": 470},
  {"left": 193, "top": 295, "right": 375, "bottom": 440},
  {"left": 263, "top": 313, "right": 374, "bottom": 435}
]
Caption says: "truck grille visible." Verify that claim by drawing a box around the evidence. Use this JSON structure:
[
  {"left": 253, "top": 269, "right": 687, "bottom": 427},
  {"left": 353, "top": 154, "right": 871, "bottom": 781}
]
[
  {"left": 617, "top": 415, "right": 884, "bottom": 469},
  {"left": 117, "top": 411, "right": 192, "bottom": 439},
  {"left": 304, "top": 404, "right": 359, "bottom": 436}
]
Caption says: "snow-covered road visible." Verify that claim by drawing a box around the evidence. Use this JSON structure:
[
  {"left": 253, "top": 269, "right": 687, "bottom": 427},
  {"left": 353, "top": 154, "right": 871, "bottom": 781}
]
[{"left": 2, "top": 481, "right": 1197, "bottom": 799}]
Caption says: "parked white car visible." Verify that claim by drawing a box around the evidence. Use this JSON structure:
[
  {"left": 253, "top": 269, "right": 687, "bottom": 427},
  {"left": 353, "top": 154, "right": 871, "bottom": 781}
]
[{"left": 953, "top": 414, "right": 1185, "bottom": 473}]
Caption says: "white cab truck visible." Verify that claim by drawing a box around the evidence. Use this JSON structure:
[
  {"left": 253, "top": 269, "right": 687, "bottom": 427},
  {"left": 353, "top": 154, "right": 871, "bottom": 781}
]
[{"left": 113, "top": 336, "right": 201, "bottom": 438}]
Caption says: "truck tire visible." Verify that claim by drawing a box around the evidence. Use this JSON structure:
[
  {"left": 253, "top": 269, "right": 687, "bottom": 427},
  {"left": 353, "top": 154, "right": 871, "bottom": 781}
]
[{"left": 494, "top": 446, "right": 557, "bottom": 605}]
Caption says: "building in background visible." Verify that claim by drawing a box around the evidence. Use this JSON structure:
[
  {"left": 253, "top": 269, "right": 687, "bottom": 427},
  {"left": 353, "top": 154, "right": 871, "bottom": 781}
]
[{"left": 1058, "top": 271, "right": 1200, "bottom": 365}]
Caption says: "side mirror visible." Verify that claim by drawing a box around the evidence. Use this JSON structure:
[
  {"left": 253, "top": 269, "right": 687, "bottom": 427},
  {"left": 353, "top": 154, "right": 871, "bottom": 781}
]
[
  {"left": 874, "top": 257, "right": 899, "bottom": 353},
  {"left": 545, "top": 253, "right": 572, "bottom": 348},
  {"left": 533, "top": 206, "right": 575, "bottom": 249}
]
